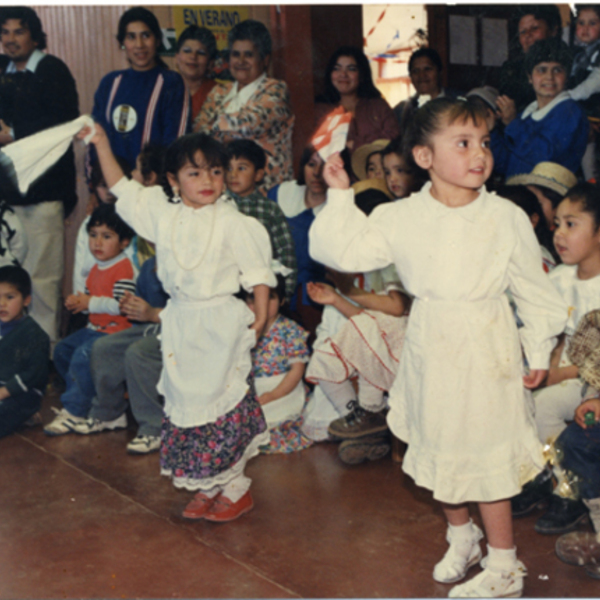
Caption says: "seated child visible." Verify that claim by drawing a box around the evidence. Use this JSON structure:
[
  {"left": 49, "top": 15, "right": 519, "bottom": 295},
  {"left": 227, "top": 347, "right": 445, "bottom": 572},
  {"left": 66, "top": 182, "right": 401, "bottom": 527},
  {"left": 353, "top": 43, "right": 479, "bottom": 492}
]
[
  {"left": 533, "top": 183, "right": 600, "bottom": 445},
  {"left": 245, "top": 275, "right": 312, "bottom": 454},
  {"left": 0, "top": 201, "right": 27, "bottom": 268},
  {"left": 304, "top": 266, "right": 409, "bottom": 463},
  {"left": 351, "top": 139, "right": 389, "bottom": 181},
  {"left": 226, "top": 139, "right": 297, "bottom": 300},
  {"left": 512, "top": 183, "right": 600, "bottom": 526},
  {"left": 507, "top": 161, "right": 577, "bottom": 231},
  {"left": 70, "top": 253, "right": 168, "bottom": 454},
  {"left": 381, "top": 136, "right": 425, "bottom": 200},
  {"left": 0, "top": 265, "right": 49, "bottom": 438},
  {"left": 531, "top": 308, "right": 600, "bottom": 537},
  {"left": 492, "top": 38, "right": 589, "bottom": 178},
  {"left": 44, "top": 204, "right": 136, "bottom": 435},
  {"left": 73, "top": 155, "right": 135, "bottom": 297}
]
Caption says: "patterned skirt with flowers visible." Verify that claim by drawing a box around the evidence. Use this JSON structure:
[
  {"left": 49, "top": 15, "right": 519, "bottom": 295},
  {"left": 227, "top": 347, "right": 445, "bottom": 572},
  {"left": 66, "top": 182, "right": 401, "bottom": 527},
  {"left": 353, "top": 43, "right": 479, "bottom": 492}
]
[{"left": 160, "top": 383, "right": 269, "bottom": 492}]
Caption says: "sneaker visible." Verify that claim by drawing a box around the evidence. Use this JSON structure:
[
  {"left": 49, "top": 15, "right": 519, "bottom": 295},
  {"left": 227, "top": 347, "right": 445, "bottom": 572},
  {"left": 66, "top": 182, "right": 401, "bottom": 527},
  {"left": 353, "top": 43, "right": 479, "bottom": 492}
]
[
  {"left": 534, "top": 496, "right": 588, "bottom": 535},
  {"left": 328, "top": 400, "right": 388, "bottom": 440},
  {"left": 70, "top": 414, "right": 127, "bottom": 435},
  {"left": 448, "top": 561, "right": 527, "bottom": 598},
  {"left": 511, "top": 468, "right": 554, "bottom": 517},
  {"left": 433, "top": 521, "right": 484, "bottom": 584},
  {"left": 127, "top": 434, "right": 161, "bottom": 455},
  {"left": 338, "top": 434, "right": 390, "bottom": 465},
  {"left": 43, "top": 407, "right": 86, "bottom": 436}
]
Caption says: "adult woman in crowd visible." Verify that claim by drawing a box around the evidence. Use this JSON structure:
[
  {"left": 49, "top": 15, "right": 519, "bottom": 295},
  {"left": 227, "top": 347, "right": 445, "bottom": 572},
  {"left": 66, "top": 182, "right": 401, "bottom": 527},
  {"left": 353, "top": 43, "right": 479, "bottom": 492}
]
[
  {"left": 314, "top": 46, "right": 399, "bottom": 159},
  {"left": 195, "top": 19, "right": 294, "bottom": 193},
  {"left": 497, "top": 4, "right": 562, "bottom": 114},
  {"left": 175, "top": 25, "right": 218, "bottom": 122},
  {"left": 392, "top": 47, "right": 457, "bottom": 136},
  {"left": 267, "top": 148, "right": 328, "bottom": 339},
  {"left": 91, "top": 7, "right": 189, "bottom": 170}
]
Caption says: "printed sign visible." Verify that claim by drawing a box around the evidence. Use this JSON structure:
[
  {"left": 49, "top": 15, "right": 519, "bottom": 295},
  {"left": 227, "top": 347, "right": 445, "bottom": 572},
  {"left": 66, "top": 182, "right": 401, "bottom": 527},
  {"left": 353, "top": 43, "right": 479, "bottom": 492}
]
[{"left": 173, "top": 6, "right": 250, "bottom": 50}]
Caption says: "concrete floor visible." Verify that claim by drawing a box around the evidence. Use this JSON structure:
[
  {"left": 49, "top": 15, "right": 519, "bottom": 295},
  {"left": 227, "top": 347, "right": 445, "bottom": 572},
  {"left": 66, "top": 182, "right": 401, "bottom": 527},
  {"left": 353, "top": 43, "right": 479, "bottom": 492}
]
[{"left": 1, "top": 388, "right": 597, "bottom": 598}]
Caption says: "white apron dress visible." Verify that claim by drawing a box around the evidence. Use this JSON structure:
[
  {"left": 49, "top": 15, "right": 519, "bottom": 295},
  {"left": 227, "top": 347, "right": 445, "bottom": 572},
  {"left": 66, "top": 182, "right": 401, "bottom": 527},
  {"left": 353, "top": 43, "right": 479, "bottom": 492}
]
[
  {"left": 112, "top": 177, "right": 276, "bottom": 428},
  {"left": 309, "top": 183, "right": 568, "bottom": 504}
]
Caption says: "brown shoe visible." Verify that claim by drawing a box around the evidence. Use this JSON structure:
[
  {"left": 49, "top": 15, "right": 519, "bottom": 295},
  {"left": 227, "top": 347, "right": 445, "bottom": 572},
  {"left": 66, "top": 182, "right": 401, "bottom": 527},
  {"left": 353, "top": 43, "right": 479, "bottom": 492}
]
[
  {"left": 204, "top": 491, "right": 254, "bottom": 523},
  {"left": 328, "top": 400, "right": 388, "bottom": 440},
  {"left": 338, "top": 434, "right": 391, "bottom": 465},
  {"left": 182, "top": 492, "right": 220, "bottom": 520}
]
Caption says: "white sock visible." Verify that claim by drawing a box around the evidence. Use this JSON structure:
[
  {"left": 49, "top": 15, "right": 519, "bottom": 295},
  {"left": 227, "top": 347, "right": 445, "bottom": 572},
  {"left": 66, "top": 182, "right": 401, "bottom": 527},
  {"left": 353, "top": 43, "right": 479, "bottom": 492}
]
[
  {"left": 221, "top": 473, "right": 251, "bottom": 503},
  {"left": 319, "top": 380, "right": 357, "bottom": 413},
  {"left": 486, "top": 545, "right": 518, "bottom": 573},
  {"left": 584, "top": 498, "right": 600, "bottom": 536}
]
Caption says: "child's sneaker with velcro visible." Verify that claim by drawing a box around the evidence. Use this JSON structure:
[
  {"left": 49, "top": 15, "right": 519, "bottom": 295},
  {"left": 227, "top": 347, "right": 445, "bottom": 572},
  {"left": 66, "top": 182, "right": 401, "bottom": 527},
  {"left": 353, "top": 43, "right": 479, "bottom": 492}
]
[
  {"left": 70, "top": 413, "right": 127, "bottom": 435},
  {"left": 43, "top": 407, "right": 86, "bottom": 436},
  {"left": 127, "top": 434, "right": 161, "bottom": 454}
]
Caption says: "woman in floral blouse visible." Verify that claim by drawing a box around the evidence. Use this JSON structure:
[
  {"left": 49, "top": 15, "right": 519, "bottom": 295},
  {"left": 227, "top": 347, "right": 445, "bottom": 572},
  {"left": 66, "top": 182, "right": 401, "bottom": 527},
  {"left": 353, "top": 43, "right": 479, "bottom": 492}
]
[{"left": 194, "top": 20, "right": 294, "bottom": 193}]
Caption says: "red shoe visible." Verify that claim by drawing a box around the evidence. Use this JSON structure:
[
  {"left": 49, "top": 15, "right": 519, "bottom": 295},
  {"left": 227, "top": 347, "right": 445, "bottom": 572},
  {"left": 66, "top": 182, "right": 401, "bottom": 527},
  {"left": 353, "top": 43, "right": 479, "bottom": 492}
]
[
  {"left": 204, "top": 491, "right": 254, "bottom": 522},
  {"left": 182, "top": 492, "right": 220, "bottom": 520}
]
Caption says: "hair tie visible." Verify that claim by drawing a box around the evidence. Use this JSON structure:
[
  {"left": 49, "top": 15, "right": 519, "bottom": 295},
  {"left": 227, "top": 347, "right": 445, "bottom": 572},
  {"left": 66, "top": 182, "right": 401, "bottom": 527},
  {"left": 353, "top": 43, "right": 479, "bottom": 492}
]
[{"left": 456, "top": 96, "right": 469, "bottom": 102}]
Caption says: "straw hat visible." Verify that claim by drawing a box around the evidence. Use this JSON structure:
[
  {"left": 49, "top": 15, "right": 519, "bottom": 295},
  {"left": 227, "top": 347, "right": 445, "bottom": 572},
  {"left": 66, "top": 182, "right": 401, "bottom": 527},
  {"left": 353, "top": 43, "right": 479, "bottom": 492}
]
[
  {"left": 352, "top": 177, "right": 394, "bottom": 200},
  {"left": 567, "top": 310, "right": 600, "bottom": 390},
  {"left": 506, "top": 162, "right": 577, "bottom": 196},
  {"left": 466, "top": 86, "right": 499, "bottom": 111},
  {"left": 351, "top": 139, "right": 390, "bottom": 181}
]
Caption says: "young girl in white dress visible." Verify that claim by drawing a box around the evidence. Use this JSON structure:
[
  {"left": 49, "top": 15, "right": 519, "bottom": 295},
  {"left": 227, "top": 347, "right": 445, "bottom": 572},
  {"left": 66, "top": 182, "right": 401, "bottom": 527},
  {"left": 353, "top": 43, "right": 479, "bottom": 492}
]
[
  {"left": 309, "top": 97, "right": 568, "bottom": 598},
  {"left": 82, "top": 125, "right": 275, "bottom": 523}
]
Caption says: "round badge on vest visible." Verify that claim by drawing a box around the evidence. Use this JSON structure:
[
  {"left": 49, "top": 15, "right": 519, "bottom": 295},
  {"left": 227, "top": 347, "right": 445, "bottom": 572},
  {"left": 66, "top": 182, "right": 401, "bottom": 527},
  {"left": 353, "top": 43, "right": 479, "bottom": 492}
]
[{"left": 112, "top": 104, "right": 138, "bottom": 133}]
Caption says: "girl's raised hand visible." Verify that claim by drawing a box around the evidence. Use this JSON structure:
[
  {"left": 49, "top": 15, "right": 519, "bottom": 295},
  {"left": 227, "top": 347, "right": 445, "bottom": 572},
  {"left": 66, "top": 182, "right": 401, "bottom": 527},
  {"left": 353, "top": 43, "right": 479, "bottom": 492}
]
[
  {"left": 323, "top": 152, "right": 350, "bottom": 190},
  {"left": 76, "top": 122, "right": 106, "bottom": 146},
  {"left": 523, "top": 369, "right": 547, "bottom": 389}
]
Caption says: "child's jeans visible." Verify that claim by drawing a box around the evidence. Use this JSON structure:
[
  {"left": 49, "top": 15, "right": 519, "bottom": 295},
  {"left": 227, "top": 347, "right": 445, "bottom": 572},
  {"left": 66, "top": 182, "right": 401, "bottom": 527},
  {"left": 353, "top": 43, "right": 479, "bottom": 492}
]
[
  {"left": 557, "top": 421, "right": 600, "bottom": 500},
  {"left": 0, "top": 389, "right": 41, "bottom": 438},
  {"left": 53, "top": 328, "right": 106, "bottom": 418}
]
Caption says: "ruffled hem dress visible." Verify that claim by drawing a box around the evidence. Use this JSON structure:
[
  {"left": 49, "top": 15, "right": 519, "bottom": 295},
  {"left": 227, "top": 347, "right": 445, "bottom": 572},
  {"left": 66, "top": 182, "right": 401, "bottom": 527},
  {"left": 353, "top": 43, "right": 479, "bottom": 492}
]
[
  {"left": 112, "top": 178, "right": 276, "bottom": 492},
  {"left": 309, "top": 184, "right": 568, "bottom": 504}
]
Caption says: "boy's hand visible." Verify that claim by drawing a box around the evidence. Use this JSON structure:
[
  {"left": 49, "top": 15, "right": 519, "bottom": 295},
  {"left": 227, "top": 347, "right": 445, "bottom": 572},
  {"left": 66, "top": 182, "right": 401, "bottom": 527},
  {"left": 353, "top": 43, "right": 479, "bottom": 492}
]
[
  {"left": 523, "top": 369, "right": 547, "bottom": 389},
  {"left": 306, "top": 281, "right": 338, "bottom": 305},
  {"left": 575, "top": 398, "right": 600, "bottom": 428},
  {"left": 323, "top": 152, "right": 350, "bottom": 190},
  {"left": 0, "top": 386, "right": 10, "bottom": 401},
  {"left": 119, "top": 292, "right": 159, "bottom": 322},
  {"left": 65, "top": 292, "right": 90, "bottom": 313},
  {"left": 496, "top": 95, "right": 516, "bottom": 126}
]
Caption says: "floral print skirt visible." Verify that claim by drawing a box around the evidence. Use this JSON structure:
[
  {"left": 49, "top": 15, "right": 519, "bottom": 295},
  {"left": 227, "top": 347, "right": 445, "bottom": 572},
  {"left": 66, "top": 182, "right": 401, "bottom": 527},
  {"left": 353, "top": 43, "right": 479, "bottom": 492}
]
[{"left": 160, "top": 383, "right": 269, "bottom": 492}]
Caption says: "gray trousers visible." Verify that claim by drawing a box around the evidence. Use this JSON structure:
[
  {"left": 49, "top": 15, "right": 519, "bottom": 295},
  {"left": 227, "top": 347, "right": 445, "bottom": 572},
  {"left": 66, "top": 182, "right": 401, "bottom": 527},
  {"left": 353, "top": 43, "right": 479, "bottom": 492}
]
[{"left": 89, "top": 324, "right": 163, "bottom": 437}]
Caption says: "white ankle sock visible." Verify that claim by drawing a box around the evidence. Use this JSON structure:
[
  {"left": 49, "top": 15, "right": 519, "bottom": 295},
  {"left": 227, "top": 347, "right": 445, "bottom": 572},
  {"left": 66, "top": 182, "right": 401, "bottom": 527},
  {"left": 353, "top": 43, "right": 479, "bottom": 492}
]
[{"left": 486, "top": 545, "right": 518, "bottom": 573}]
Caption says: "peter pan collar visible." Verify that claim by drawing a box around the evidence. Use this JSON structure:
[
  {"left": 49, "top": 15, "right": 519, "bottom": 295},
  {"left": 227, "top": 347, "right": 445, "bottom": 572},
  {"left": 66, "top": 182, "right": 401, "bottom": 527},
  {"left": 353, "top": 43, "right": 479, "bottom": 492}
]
[{"left": 521, "top": 91, "right": 570, "bottom": 121}]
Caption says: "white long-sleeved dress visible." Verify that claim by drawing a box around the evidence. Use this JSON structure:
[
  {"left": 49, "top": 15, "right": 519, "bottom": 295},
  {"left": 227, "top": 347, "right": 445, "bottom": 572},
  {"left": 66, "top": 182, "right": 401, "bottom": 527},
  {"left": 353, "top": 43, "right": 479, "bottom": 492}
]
[
  {"left": 112, "top": 177, "right": 276, "bottom": 429},
  {"left": 309, "top": 183, "right": 568, "bottom": 503}
]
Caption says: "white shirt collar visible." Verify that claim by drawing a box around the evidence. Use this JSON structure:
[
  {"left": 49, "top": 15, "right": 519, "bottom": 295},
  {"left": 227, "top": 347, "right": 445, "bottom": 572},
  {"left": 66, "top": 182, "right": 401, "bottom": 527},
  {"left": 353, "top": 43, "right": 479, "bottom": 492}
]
[
  {"left": 6, "top": 48, "right": 45, "bottom": 74},
  {"left": 520, "top": 91, "right": 570, "bottom": 121},
  {"left": 222, "top": 72, "right": 267, "bottom": 115}
]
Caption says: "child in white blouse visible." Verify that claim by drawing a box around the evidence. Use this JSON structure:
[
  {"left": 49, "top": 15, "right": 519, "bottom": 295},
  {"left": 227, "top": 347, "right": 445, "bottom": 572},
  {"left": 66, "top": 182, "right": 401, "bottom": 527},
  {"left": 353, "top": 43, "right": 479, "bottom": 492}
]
[
  {"left": 81, "top": 124, "right": 275, "bottom": 523},
  {"left": 309, "top": 97, "right": 567, "bottom": 597}
]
